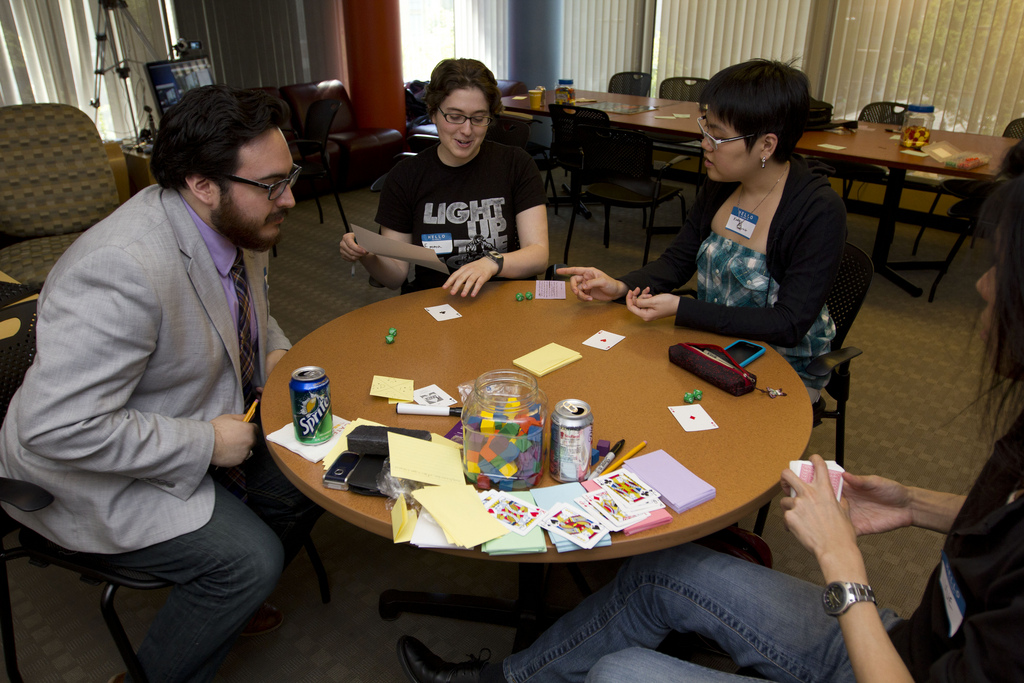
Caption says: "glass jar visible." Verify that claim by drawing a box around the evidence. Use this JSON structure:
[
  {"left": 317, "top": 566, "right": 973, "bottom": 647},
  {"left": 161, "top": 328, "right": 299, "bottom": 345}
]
[
  {"left": 555, "top": 78, "right": 575, "bottom": 105},
  {"left": 462, "top": 369, "right": 548, "bottom": 490},
  {"left": 901, "top": 104, "right": 934, "bottom": 148}
]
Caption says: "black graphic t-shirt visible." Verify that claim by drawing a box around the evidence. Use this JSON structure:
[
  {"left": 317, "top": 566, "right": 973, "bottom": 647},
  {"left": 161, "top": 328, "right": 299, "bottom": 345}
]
[{"left": 375, "top": 140, "right": 547, "bottom": 293}]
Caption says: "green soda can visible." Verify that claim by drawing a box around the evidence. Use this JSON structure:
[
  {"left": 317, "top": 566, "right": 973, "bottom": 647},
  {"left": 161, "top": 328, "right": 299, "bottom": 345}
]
[{"left": 290, "top": 366, "right": 333, "bottom": 444}]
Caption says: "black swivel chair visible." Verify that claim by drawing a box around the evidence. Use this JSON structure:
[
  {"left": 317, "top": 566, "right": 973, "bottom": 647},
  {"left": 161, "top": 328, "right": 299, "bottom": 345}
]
[
  {"left": 0, "top": 293, "right": 331, "bottom": 683},
  {"left": 608, "top": 71, "right": 652, "bottom": 97},
  {"left": 547, "top": 104, "right": 611, "bottom": 218},
  {"left": 563, "top": 125, "right": 687, "bottom": 265},
  {"left": 486, "top": 116, "right": 532, "bottom": 149},
  {"left": 750, "top": 243, "right": 873, "bottom": 536},
  {"left": 658, "top": 76, "right": 707, "bottom": 102},
  {"left": 652, "top": 77, "right": 709, "bottom": 185},
  {"left": 826, "top": 102, "right": 909, "bottom": 199},
  {"left": 294, "top": 99, "right": 351, "bottom": 231}
]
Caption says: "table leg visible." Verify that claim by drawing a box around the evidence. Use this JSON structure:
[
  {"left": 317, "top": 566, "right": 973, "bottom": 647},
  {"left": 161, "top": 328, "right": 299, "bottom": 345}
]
[
  {"left": 870, "top": 168, "right": 924, "bottom": 298},
  {"left": 378, "top": 563, "right": 568, "bottom": 652}
]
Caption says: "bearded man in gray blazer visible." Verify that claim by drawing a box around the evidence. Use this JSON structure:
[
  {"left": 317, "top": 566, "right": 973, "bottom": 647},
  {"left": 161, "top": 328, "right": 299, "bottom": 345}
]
[{"left": 0, "top": 85, "right": 322, "bottom": 683}]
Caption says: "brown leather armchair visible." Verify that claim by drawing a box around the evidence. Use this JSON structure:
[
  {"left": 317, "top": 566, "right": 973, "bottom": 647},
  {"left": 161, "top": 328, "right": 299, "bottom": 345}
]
[{"left": 280, "top": 80, "right": 403, "bottom": 189}]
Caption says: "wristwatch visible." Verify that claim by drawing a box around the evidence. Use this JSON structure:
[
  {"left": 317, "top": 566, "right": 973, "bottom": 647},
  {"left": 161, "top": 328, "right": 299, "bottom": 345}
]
[
  {"left": 822, "top": 581, "right": 875, "bottom": 616},
  {"left": 484, "top": 250, "right": 504, "bottom": 275}
]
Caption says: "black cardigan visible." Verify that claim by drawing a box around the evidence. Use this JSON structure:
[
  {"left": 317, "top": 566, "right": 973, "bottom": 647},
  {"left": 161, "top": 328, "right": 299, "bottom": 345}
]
[{"left": 618, "top": 155, "right": 847, "bottom": 348}]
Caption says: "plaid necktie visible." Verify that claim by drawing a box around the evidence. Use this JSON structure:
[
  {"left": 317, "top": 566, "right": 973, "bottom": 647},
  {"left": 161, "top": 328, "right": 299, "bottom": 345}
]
[{"left": 212, "top": 251, "right": 257, "bottom": 502}]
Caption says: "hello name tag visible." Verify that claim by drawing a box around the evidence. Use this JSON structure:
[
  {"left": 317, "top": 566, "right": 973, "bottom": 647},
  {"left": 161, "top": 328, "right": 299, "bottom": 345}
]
[
  {"left": 939, "top": 550, "right": 966, "bottom": 637},
  {"left": 421, "top": 232, "right": 453, "bottom": 254},
  {"left": 725, "top": 207, "right": 758, "bottom": 239}
]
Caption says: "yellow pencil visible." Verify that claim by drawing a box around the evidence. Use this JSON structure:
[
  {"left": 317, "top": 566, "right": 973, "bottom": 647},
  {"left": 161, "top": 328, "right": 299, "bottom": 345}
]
[
  {"left": 604, "top": 440, "right": 647, "bottom": 474},
  {"left": 243, "top": 399, "right": 260, "bottom": 423}
]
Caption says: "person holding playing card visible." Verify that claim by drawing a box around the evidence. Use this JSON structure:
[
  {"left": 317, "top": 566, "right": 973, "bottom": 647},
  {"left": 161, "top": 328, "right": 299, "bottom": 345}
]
[
  {"left": 397, "top": 143, "right": 1024, "bottom": 682},
  {"left": 338, "top": 58, "right": 549, "bottom": 298},
  {"left": 559, "top": 59, "right": 846, "bottom": 401}
]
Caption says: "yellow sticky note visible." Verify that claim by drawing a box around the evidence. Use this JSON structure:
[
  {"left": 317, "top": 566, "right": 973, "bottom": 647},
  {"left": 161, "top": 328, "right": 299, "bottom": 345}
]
[
  {"left": 513, "top": 342, "right": 583, "bottom": 377},
  {"left": 654, "top": 115, "right": 675, "bottom": 119},
  {"left": 900, "top": 149, "right": 930, "bottom": 157},
  {"left": 817, "top": 143, "right": 846, "bottom": 151},
  {"left": 413, "top": 484, "right": 508, "bottom": 548},
  {"left": 370, "top": 375, "right": 414, "bottom": 401},
  {"left": 388, "top": 432, "right": 466, "bottom": 486},
  {"left": 512, "top": 95, "right": 527, "bottom": 100},
  {"left": 322, "top": 417, "right": 385, "bottom": 469},
  {"left": 431, "top": 433, "right": 463, "bottom": 450},
  {"left": 388, "top": 397, "right": 414, "bottom": 405},
  {"left": 391, "top": 494, "right": 418, "bottom": 543},
  {"left": 672, "top": 113, "right": 691, "bottom": 119}
]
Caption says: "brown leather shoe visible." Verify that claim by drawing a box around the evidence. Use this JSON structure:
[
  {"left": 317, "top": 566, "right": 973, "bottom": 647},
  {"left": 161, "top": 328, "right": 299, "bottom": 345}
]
[{"left": 241, "top": 601, "right": 284, "bottom": 636}]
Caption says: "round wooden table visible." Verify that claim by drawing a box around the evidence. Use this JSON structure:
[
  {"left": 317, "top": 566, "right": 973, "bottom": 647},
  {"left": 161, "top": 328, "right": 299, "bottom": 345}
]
[{"left": 263, "top": 280, "right": 812, "bottom": 562}]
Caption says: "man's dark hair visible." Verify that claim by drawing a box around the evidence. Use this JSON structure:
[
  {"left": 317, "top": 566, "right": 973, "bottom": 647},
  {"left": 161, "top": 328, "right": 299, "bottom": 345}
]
[
  {"left": 423, "top": 58, "right": 504, "bottom": 119},
  {"left": 700, "top": 59, "right": 810, "bottom": 161},
  {"left": 150, "top": 84, "right": 288, "bottom": 190}
]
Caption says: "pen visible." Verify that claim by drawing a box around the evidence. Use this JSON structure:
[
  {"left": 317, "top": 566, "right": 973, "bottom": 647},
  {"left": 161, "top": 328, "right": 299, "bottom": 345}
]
[
  {"left": 604, "top": 440, "right": 648, "bottom": 475},
  {"left": 587, "top": 438, "right": 627, "bottom": 480},
  {"left": 243, "top": 399, "right": 259, "bottom": 423}
]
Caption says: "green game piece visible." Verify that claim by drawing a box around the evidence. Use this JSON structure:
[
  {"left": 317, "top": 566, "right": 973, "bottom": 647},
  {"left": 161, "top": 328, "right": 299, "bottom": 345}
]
[
  {"left": 385, "top": 335, "right": 395, "bottom": 344},
  {"left": 693, "top": 389, "right": 703, "bottom": 400},
  {"left": 515, "top": 293, "right": 524, "bottom": 301},
  {"left": 388, "top": 327, "right": 397, "bottom": 336},
  {"left": 524, "top": 292, "right": 533, "bottom": 300},
  {"left": 684, "top": 392, "right": 695, "bottom": 404}
]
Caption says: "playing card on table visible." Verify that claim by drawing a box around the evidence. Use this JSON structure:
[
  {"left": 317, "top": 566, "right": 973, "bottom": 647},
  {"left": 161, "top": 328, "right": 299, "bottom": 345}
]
[
  {"left": 540, "top": 503, "right": 610, "bottom": 549},
  {"left": 582, "top": 330, "right": 625, "bottom": 351},
  {"left": 789, "top": 460, "right": 845, "bottom": 501},
  {"left": 575, "top": 490, "right": 650, "bottom": 532},
  {"left": 594, "top": 471, "right": 664, "bottom": 514},
  {"left": 481, "top": 492, "right": 545, "bottom": 536},
  {"left": 668, "top": 404, "right": 719, "bottom": 432},
  {"left": 425, "top": 304, "right": 462, "bottom": 321}
]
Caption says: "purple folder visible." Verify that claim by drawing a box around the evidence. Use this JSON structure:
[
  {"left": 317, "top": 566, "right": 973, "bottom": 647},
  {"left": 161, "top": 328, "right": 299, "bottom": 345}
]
[{"left": 623, "top": 449, "right": 716, "bottom": 514}]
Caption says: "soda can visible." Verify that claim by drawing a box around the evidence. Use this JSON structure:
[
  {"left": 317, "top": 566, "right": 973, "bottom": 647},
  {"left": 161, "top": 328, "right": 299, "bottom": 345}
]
[
  {"left": 290, "top": 366, "right": 333, "bottom": 444},
  {"left": 549, "top": 399, "right": 594, "bottom": 483}
]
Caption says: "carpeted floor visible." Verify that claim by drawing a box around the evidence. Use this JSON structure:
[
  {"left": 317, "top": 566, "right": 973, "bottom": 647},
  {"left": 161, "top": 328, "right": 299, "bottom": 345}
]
[{"left": 4, "top": 171, "right": 995, "bottom": 682}]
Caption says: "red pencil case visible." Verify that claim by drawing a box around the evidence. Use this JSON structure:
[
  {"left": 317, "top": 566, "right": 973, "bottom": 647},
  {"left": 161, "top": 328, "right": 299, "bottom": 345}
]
[{"left": 668, "top": 342, "right": 757, "bottom": 396}]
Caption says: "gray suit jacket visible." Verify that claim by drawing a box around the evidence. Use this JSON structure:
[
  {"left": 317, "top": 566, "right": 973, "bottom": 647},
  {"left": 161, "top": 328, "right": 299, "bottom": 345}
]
[{"left": 0, "top": 186, "right": 291, "bottom": 553}]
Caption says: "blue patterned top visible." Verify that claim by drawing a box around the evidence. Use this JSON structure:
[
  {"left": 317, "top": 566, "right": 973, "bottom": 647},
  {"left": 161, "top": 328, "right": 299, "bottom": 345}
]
[{"left": 697, "top": 231, "right": 835, "bottom": 389}]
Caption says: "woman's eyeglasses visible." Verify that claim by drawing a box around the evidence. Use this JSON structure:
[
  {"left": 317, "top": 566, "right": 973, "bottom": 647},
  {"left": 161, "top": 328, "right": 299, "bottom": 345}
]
[
  {"left": 438, "top": 110, "right": 493, "bottom": 127},
  {"left": 697, "top": 116, "right": 755, "bottom": 151}
]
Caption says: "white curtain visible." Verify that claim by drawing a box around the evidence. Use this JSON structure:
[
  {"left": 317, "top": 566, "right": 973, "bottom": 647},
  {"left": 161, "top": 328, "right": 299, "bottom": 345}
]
[
  {"left": 454, "top": 0, "right": 508, "bottom": 78},
  {"left": 562, "top": 0, "right": 651, "bottom": 92},
  {"left": 0, "top": 0, "right": 170, "bottom": 141},
  {"left": 823, "top": 0, "right": 1024, "bottom": 134},
  {"left": 653, "top": 0, "right": 813, "bottom": 96}
]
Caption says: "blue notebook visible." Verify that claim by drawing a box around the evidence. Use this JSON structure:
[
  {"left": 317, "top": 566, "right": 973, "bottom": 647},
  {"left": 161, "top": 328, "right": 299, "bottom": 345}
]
[{"left": 530, "top": 482, "right": 612, "bottom": 552}]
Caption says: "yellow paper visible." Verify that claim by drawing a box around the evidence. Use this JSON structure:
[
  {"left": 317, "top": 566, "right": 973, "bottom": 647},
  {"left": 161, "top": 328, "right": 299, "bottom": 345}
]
[
  {"left": 388, "top": 432, "right": 466, "bottom": 486},
  {"left": 322, "top": 417, "right": 385, "bottom": 469},
  {"left": 672, "top": 113, "right": 690, "bottom": 119},
  {"left": 391, "top": 494, "right": 418, "bottom": 543},
  {"left": 388, "top": 397, "right": 414, "bottom": 404},
  {"left": 817, "top": 143, "right": 846, "bottom": 151},
  {"left": 654, "top": 115, "right": 675, "bottom": 119},
  {"left": 513, "top": 342, "right": 583, "bottom": 377},
  {"left": 431, "top": 433, "right": 462, "bottom": 450},
  {"left": 512, "top": 95, "right": 527, "bottom": 100},
  {"left": 900, "top": 149, "right": 930, "bottom": 157},
  {"left": 370, "top": 375, "right": 414, "bottom": 401},
  {"left": 413, "top": 485, "right": 508, "bottom": 548}
]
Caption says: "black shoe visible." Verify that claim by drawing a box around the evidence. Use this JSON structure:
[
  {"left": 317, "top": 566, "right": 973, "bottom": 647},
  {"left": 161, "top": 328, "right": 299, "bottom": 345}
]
[{"left": 397, "top": 635, "right": 491, "bottom": 683}]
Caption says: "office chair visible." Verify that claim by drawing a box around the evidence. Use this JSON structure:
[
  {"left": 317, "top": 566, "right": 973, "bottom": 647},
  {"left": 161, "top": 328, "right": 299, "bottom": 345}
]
[
  {"left": 293, "top": 99, "right": 351, "bottom": 231},
  {"left": 608, "top": 71, "right": 652, "bottom": 97},
  {"left": 486, "top": 116, "right": 531, "bottom": 149},
  {"left": 652, "top": 77, "right": 709, "bottom": 185},
  {"left": 562, "top": 125, "right": 687, "bottom": 265},
  {"left": 748, "top": 243, "right": 873, "bottom": 538},
  {"left": 547, "top": 104, "right": 611, "bottom": 218},
  {"left": 0, "top": 104, "right": 121, "bottom": 287},
  {"left": 0, "top": 299, "right": 331, "bottom": 683}
]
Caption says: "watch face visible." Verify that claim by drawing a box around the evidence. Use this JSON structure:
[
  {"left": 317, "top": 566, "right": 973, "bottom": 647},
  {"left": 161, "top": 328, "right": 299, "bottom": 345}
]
[{"left": 824, "top": 583, "right": 847, "bottom": 613}]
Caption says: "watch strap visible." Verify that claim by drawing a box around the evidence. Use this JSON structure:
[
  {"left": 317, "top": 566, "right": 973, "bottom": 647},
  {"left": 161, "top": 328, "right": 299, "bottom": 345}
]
[
  {"left": 824, "top": 581, "right": 875, "bottom": 616},
  {"left": 485, "top": 250, "right": 504, "bottom": 275}
]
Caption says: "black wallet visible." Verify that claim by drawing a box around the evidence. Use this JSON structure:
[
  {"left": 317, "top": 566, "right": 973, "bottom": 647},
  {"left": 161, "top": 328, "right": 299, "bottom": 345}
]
[{"left": 344, "top": 426, "right": 432, "bottom": 495}]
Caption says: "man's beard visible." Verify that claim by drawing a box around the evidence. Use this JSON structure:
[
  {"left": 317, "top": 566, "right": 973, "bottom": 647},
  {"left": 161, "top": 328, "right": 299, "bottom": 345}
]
[{"left": 211, "top": 191, "right": 284, "bottom": 252}]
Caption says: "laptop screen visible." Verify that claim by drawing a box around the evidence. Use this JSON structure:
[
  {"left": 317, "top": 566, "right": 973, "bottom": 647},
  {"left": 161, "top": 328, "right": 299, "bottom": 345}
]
[{"left": 145, "top": 56, "right": 216, "bottom": 117}]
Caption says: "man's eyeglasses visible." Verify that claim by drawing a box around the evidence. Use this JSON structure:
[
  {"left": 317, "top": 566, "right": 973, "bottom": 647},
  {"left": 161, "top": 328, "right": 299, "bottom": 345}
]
[
  {"left": 226, "top": 164, "right": 301, "bottom": 200},
  {"left": 697, "top": 116, "right": 755, "bottom": 151},
  {"left": 438, "top": 109, "right": 493, "bottom": 127}
]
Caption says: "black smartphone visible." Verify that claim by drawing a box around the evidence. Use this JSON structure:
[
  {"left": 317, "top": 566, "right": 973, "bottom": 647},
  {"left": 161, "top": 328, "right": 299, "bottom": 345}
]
[
  {"left": 322, "top": 451, "right": 360, "bottom": 490},
  {"left": 725, "top": 340, "right": 766, "bottom": 367}
]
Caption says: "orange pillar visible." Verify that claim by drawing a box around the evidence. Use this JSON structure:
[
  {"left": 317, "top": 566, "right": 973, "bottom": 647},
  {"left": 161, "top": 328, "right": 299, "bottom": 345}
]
[{"left": 342, "top": 0, "right": 405, "bottom": 134}]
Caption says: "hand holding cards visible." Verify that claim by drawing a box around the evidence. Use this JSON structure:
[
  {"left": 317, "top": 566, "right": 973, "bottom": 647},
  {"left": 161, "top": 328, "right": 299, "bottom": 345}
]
[{"left": 789, "top": 460, "right": 845, "bottom": 500}]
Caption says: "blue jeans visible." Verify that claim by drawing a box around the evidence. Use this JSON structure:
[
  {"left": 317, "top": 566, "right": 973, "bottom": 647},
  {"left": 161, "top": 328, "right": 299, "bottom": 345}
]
[
  {"left": 503, "top": 544, "right": 902, "bottom": 683},
  {"left": 102, "top": 445, "right": 323, "bottom": 683}
]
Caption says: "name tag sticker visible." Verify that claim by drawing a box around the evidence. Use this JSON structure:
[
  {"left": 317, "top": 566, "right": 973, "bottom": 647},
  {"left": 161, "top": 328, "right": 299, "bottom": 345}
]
[
  {"left": 725, "top": 207, "right": 758, "bottom": 239},
  {"left": 939, "top": 550, "right": 966, "bottom": 637},
  {"left": 422, "top": 233, "right": 453, "bottom": 254}
]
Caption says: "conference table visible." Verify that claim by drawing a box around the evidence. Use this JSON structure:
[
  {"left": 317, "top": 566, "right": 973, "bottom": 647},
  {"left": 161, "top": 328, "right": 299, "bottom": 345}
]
[
  {"left": 504, "top": 89, "right": 1016, "bottom": 297},
  {"left": 263, "top": 281, "right": 811, "bottom": 644}
]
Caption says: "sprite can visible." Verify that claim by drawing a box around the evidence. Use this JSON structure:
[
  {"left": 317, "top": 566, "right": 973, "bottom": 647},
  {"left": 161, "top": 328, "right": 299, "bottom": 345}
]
[{"left": 290, "top": 366, "right": 333, "bottom": 444}]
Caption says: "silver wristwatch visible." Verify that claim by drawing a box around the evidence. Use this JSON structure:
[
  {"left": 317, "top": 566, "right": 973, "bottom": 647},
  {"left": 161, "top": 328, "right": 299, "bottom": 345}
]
[
  {"left": 822, "top": 581, "right": 875, "bottom": 616},
  {"left": 484, "top": 250, "right": 504, "bottom": 275}
]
